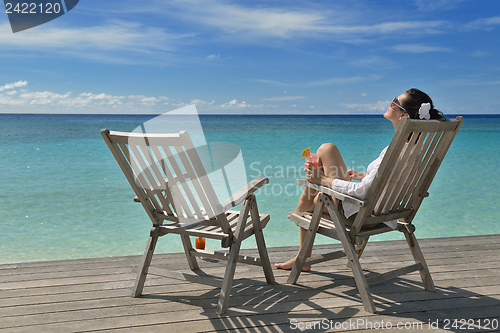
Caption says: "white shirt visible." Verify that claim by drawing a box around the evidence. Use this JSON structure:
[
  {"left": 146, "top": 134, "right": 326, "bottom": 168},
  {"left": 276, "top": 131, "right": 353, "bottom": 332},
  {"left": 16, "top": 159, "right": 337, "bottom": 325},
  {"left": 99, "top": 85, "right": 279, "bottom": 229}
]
[{"left": 331, "top": 146, "right": 398, "bottom": 229}]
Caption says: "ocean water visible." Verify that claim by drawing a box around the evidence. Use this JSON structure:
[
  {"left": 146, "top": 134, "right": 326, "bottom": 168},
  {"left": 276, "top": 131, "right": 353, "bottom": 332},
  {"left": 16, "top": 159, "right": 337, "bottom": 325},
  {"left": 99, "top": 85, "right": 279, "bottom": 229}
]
[{"left": 1, "top": 113, "right": 499, "bottom": 264}]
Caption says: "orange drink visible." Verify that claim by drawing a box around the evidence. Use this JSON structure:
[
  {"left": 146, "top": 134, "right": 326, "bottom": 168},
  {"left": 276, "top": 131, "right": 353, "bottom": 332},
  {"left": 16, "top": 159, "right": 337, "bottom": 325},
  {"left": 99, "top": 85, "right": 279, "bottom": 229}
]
[
  {"left": 306, "top": 153, "right": 319, "bottom": 169},
  {"left": 195, "top": 237, "right": 205, "bottom": 250}
]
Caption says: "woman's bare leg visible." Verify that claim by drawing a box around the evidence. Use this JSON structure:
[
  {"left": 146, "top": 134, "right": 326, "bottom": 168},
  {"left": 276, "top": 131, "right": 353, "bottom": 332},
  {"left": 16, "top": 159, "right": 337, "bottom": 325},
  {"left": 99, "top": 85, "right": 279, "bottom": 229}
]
[{"left": 275, "top": 143, "right": 350, "bottom": 271}]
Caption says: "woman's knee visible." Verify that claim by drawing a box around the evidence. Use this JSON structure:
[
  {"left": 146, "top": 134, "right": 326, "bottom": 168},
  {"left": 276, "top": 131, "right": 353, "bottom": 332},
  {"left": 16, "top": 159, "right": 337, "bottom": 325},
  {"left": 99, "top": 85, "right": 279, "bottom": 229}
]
[{"left": 318, "top": 143, "right": 340, "bottom": 156}]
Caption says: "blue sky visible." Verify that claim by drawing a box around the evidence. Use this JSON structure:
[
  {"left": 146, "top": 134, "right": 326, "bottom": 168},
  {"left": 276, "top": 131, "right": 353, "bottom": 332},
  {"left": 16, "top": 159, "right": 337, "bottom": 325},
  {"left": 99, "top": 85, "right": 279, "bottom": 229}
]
[{"left": 0, "top": 0, "right": 499, "bottom": 114}]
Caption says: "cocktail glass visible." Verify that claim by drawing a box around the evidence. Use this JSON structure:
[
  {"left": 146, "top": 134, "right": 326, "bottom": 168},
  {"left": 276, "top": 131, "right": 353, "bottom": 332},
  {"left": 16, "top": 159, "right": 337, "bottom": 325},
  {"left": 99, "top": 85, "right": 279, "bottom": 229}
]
[{"left": 306, "top": 153, "right": 319, "bottom": 169}]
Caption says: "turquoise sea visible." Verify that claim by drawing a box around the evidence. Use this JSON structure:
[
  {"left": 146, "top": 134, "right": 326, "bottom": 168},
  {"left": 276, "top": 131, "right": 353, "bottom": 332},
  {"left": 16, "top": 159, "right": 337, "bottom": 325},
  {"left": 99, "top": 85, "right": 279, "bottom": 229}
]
[{"left": 1, "top": 113, "right": 499, "bottom": 264}]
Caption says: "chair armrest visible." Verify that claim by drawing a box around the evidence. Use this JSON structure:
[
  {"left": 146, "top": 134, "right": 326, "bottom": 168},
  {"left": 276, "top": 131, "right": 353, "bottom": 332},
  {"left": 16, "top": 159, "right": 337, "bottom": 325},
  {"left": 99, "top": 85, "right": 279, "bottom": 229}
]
[
  {"left": 296, "top": 179, "right": 367, "bottom": 207},
  {"left": 221, "top": 177, "right": 269, "bottom": 210}
]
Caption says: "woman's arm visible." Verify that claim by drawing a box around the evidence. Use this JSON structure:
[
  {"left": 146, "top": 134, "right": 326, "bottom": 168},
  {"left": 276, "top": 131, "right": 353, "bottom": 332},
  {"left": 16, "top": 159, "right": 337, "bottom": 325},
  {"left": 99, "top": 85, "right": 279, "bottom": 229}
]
[
  {"left": 306, "top": 164, "right": 372, "bottom": 198},
  {"left": 305, "top": 163, "right": 343, "bottom": 188}
]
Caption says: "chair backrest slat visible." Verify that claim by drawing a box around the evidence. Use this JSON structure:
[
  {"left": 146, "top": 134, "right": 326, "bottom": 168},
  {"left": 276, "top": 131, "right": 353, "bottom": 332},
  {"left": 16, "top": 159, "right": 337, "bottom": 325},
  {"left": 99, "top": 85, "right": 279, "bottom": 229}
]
[
  {"left": 361, "top": 117, "right": 463, "bottom": 225},
  {"left": 392, "top": 131, "right": 433, "bottom": 211},
  {"left": 164, "top": 146, "right": 203, "bottom": 218},
  {"left": 101, "top": 139, "right": 159, "bottom": 225},
  {"left": 387, "top": 131, "right": 429, "bottom": 212},
  {"left": 173, "top": 145, "right": 215, "bottom": 218},
  {"left": 373, "top": 130, "right": 421, "bottom": 215},
  {"left": 101, "top": 129, "right": 229, "bottom": 230},
  {"left": 395, "top": 131, "right": 441, "bottom": 211},
  {"left": 128, "top": 143, "right": 172, "bottom": 215},
  {"left": 180, "top": 132, "right": 225, "bottom": 218},
  {"left": 405, "top": 129, "right": 456, "bottom": 215}
]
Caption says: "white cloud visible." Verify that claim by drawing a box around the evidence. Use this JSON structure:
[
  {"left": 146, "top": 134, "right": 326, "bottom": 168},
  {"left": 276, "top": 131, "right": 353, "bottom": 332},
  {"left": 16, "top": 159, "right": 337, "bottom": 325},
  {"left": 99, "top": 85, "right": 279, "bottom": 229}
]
[
  {"left": 320, "top": 21, "right": 447, "bottom": 36},
  {"left": 0, "top": 80, "right": 28, "bottom": 91},
  {"left": 0, "top": 21, "right": 192, "bottom": 65},
  {"left": 413, "top": 0, "right": 468, "bottom": 11},
  {"left": 256, "top": 75, "right": 380, "bottom": 88},
  {"left": 0, "top": 95, "right": 24, "bottom": 105},
  {"left": 206, "top": 54, "right": 220, "bottom": 61},
  {"left": 19, "top": 91, "right": 72, "bottom": 105},
  {"left": 254, "top": 79, "right": 289, "bottom": 86},
  {"left": 82, "top": 92, "right": 124, "bottom": 100},
  {"left": 1, "top": 21, "right": 163, "bottom": 48},
  {"left": 170, "top": 98, "right": 280, "bottom": 113},
  {"left": 168, "top": 0, "right": 326, "bottom": 39},
  {"left": 0, "top": 82, "right": 170, "bottom": 111},
  {"left": 465, "top": 16, "right": 500, "bottom": 31},
  {"left": 305, "top": 75, "right": 381, "bottom": 87},
  {"left": 220, "top": 99, "right": 251, "bottom": 108},
  {"left": 440, "top": 78, "right": 500, "bottom": 86},
  {"left": 0, "top": 1, "right": 459, "bottom": 67},
  {"left": 262, "top": 96, "right": 305, "bottom": 101},
  {"left": 164, "top": 0, "right": 448, "bottom": 43},
  {"left": 392, "top": 44, "right": 452, "bottom": 53},
  {"left": 340, "top": 100, "right": 389, "bottom": 112}
]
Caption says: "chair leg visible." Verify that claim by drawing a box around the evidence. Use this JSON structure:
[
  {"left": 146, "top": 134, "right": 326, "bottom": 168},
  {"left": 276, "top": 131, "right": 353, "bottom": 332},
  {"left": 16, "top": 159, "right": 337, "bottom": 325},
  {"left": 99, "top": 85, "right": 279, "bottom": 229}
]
[
  {"left": 324, "top": 198, "right": 377, "bottom": 313},
  {"left": 404, "top": 231, "right": 435, "bottom": 292},
  {"left": 217, "top": 197, "right": 251, "bottom": 315},
  {"left": 249, "top": 196, "right": 275, "bottom": 284},
  {"left": 347, "top": 237, "right": 369, "bottom": 268},
  {"left": 287, "top": 195, "right": 325, "bottom": 285},
  {"left": 180, "top": 234, "right": 199, "bottom": 271},
  {"left": 132, "top": 227, "right": 159, "bottom": 297},
  {"left": 356, "top": 237, "right": 369, "bottom": 259}
]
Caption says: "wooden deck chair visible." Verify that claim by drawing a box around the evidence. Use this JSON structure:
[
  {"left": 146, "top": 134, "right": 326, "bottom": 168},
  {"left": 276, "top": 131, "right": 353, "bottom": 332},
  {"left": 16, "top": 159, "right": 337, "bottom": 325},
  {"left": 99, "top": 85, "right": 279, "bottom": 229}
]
[
  {"left": 287, "top": 116, "right": 463, "bottom": 313},
  {"left": 101, "top": 129, "right": 275, "bottom": 315}
]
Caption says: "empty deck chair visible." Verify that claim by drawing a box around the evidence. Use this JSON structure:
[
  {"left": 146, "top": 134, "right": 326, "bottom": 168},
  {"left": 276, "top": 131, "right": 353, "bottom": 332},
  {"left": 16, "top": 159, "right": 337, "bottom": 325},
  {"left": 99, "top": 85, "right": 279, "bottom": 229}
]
[
  {"left": 287, "top": 116, "right": 463, "bottom": 313},
  {"left": 101, "top": 129, "right": 275, "bottom": 315}
]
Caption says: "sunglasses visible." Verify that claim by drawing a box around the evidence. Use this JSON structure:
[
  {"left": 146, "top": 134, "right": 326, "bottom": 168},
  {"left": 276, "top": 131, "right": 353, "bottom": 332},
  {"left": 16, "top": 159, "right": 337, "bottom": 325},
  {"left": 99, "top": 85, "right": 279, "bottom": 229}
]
[{"left": 389, "top": 97, "right": 407, "bottom": 112}]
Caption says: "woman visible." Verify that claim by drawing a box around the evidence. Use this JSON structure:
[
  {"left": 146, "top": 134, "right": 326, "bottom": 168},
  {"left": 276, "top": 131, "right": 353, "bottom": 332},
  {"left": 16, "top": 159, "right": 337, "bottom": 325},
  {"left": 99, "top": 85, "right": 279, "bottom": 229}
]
[{"left": 275, "top": 88, "right": 445, "bottom": 271}]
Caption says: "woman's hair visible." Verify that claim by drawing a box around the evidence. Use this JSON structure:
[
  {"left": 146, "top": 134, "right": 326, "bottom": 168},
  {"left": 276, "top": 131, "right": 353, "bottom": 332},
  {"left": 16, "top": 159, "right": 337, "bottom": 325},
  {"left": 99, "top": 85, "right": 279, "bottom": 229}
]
[{"left": 401, "top": 88, "right": 446, "bottom": 121}]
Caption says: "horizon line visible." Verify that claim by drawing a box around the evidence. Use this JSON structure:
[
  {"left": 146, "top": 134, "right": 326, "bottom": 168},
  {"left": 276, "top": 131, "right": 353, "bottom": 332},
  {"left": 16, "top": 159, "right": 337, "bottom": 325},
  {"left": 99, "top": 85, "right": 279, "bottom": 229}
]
[{"left": 0, "top": 112, "right": 497, "bottom": 116}]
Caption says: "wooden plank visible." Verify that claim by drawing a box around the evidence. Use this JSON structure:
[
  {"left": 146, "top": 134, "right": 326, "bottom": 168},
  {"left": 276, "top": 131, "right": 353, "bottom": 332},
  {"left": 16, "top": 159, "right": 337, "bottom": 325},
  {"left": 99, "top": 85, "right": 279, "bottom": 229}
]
[
  {"left": 106, "top": 130, "right": 183, "bottom": 146},
  {"left": 2, "top": 280, "right": 497, "bottom": 333},
  {"left": 1, "top": 260, "right": 498, "bottom": 306},
  {"left": 146, "top": 267, "right": 223, "bottom": 288},
  {"left": 190, "top": 249, "right": 263, "bottom": 266},
  {"left": 2, "top": 268, "right": 499, "bottom": 320},
  {"left": 2, "top": 258, "right": 498, "bottom": 312},
  {"left": 1, "top": 238, "right": 497, "bottom": 285},
  {"left": 1, "top": 273, "right": 499, "bottom": 321},
  {"left": 304, "top": 250, "right": 346, "bottom": 266},
  {"left": 366, "top": 263, "right": 422, "bottom": 285},
  {"left": 0, "top": 234, "right": 498, "bottom": 333}
]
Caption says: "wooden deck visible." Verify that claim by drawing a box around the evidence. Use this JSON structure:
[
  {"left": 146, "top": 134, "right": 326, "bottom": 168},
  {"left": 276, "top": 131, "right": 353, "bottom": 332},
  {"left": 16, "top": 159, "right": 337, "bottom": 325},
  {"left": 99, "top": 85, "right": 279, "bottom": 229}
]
[{"left": 1, "top": 234, "right": 500, "bottom": 332}]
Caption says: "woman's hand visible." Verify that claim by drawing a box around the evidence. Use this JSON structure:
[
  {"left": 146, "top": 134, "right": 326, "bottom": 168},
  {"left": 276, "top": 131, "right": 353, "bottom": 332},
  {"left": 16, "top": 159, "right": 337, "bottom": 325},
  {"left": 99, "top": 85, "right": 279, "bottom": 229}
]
[
  {"left": 305, "top": 163, "right": 327, "bottom": 185},
  {"left": 348, "top": 169, "right": 366, "bottom": 181}
]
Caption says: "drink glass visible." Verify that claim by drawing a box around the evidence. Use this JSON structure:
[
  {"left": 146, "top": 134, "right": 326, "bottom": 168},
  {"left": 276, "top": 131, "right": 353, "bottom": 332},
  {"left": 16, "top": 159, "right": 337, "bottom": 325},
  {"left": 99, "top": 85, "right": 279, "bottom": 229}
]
[
  {"left": 306, "top": 153, "right": 319, "bottom": 169},
  {"left": 195, "top": 237, "right": 206, "bottom": 250}
]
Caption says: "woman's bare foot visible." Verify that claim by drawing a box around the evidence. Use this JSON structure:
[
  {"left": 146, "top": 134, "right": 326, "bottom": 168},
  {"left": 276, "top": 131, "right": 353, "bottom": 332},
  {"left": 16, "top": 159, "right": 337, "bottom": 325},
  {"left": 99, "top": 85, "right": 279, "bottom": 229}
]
[{"left": 274, "top": 257, "right": 311, "bottom": 272}]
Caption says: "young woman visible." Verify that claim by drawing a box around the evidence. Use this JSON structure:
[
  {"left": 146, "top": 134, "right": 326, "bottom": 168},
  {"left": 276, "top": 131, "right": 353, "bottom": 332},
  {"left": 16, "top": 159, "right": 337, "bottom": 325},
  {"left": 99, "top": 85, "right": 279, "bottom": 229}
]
[{"left": 275, "top": 88, "right": 445, "bottom": 271}]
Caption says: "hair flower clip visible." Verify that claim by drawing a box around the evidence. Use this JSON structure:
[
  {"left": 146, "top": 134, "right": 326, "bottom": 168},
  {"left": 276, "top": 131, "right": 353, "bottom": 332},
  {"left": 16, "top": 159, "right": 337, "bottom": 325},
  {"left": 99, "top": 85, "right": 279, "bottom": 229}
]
[{"left": 418, "top": 103, "right": 431, "bottom": 120}]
